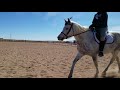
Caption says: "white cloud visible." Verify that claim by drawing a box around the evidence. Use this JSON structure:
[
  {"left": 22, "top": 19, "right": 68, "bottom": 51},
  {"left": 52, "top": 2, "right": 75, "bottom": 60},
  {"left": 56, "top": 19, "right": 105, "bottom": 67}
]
[
  {"left": 31, "top": 12, "right": 43, "bottom": 16},
  {"left": 15, "top": 12, "right": 25, "bottom": 15},
  {"left": 83, "top": 25, "right": 88, "bottom": 28},
  {"left": 47, "top": 12, "right": 58, "bottom": 16},
  {"left": 42, "top": 12, "right": 58, "bottom": 21},
  {"left": 109, "top": 26, "right": 120, "bottom": 32}
]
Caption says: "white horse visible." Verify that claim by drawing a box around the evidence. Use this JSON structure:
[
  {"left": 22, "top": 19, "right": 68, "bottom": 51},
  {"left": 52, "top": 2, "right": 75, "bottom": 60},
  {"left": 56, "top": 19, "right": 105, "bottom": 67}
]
[{"left": 57, "top": 18, "right": 120, "bottom": 78}]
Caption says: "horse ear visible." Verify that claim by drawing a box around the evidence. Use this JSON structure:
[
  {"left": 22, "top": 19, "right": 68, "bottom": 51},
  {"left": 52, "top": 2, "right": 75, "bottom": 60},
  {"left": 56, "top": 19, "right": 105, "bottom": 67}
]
[
  {"left": 68, "top": 18, "right": 70, "bottom": 23},
  {"left": 70, "top": 17, "right": 72, "bottom": 19},
  {"left": 64, "top": 19, "right": 67, "bottom": 23}
]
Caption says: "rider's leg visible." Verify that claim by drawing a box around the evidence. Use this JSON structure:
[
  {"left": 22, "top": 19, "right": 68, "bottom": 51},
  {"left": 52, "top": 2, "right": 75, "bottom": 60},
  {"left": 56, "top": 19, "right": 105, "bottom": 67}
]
[{"left": 98, "top": 27, "right": 108, "bottom": 57}]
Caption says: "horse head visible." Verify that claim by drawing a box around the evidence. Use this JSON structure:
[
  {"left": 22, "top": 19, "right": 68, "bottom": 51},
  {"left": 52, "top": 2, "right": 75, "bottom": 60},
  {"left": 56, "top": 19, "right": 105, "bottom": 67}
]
[{"left": 57, "top": 17, "right": 74, "bottom": 41}]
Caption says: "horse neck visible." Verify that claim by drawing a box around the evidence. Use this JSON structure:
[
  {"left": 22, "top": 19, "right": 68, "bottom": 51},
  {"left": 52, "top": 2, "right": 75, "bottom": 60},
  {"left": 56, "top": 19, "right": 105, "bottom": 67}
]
[
  {"left": 71, "top": 22, "right": 92, "bottom": 43},
  {"left": 73, "top": 28, "right": 92, "bottom": 44}
]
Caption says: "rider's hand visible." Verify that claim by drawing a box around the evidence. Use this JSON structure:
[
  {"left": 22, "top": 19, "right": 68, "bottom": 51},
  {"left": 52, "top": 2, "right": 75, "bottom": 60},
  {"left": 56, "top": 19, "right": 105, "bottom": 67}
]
[{"left": 89, "top": 25, "right": 94, "bottom": 30}]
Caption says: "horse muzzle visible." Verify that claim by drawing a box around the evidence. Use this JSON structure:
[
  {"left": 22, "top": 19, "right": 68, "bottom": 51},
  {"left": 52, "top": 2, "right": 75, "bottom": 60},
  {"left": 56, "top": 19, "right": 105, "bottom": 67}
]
[{"left": 57, "top": 36, "right": 64, "bottom": 41}]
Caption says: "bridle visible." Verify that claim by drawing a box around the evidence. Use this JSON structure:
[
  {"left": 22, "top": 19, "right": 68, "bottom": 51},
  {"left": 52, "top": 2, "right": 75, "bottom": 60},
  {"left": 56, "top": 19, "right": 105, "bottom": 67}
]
[
  {"left": 61, "top": 23, "right": 74, "bottom": 39},
  {"left": 61, "top": 23, "right": 91, "bottom": 39}
]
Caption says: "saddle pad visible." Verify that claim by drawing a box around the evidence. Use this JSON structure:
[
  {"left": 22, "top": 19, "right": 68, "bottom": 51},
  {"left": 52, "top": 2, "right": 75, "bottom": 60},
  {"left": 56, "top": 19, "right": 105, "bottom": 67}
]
[{"left": 93, "top": 32, "right": 114, "bottom": 44}]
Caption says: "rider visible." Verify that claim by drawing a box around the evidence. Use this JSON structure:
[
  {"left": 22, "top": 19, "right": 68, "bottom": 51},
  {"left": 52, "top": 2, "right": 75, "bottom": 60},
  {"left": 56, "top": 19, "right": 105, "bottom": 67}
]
[{"left": 89, "top": 12, "right": 108, "bottom": 57}]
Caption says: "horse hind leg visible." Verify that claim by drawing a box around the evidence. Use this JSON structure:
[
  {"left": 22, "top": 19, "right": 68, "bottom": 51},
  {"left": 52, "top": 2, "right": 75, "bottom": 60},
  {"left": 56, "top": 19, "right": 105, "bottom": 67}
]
[
  {"left": 116, "top": 56, "right": 120, "bottom": 73},
  {"left": 102, "top": 51, "right": 118, "bottom": 77},
  {"left": 102, "top": 57, "right": 115, "bottom": 77}
]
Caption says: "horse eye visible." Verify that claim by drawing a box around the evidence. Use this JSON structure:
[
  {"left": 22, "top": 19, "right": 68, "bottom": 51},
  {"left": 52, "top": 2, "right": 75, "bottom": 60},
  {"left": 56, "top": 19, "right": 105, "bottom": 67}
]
[{"left": 66, "top": 28, "right": 69, "bottom": 30}]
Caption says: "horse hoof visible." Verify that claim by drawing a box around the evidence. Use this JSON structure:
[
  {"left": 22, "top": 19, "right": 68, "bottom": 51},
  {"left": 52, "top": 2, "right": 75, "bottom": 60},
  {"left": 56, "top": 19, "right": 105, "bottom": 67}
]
[
  {"left": 68, "top": 75, "right": 72, "bottom": 78},
  {"left": 101, "top": 73, "right": 106, "bottom": 77},
  {"left": 94, "top": 75, "right": 98, "bottom": 78},
  {"left": 118, "top": 71, "right": 120, "bottom": 73},
  {"left": 94, "top": 74, "right": 98, "bottom": 78}
]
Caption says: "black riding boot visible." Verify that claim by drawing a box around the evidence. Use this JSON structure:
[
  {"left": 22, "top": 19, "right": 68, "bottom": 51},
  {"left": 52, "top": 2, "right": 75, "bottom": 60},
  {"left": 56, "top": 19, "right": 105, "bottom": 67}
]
[{"left": 98, "top": 40, "right": 106, "bottom": 57}]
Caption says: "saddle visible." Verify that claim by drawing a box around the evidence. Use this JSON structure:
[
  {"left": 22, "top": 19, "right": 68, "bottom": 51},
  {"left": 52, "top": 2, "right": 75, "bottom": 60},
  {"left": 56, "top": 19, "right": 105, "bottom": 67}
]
[{"left": 92, "top": 30, "right": 114, "bottom": 44}]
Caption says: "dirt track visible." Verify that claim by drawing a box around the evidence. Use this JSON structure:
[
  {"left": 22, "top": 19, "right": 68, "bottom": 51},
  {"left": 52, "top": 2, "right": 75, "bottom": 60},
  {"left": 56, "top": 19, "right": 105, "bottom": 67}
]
[{"left": 0, "top": 42, "right": 119, "bottom": 78}]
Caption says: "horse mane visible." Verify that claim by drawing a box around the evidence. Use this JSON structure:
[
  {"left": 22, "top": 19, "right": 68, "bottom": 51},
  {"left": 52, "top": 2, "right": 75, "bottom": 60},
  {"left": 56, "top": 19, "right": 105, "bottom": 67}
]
[{"left": 71, "top": 21, "right": 89, "bottom": 32}]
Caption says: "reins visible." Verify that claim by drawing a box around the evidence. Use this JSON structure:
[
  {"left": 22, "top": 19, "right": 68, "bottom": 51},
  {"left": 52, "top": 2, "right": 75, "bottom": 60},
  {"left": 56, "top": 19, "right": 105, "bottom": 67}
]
[{"left": 61, "top": 23, "right": 91, "bottom": 39}]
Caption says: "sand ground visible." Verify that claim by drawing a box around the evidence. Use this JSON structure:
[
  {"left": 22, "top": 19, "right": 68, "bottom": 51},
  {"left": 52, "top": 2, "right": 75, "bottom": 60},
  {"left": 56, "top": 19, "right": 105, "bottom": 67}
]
[{"left": 0, "top": 42, "right": 120, "bottom": 78}]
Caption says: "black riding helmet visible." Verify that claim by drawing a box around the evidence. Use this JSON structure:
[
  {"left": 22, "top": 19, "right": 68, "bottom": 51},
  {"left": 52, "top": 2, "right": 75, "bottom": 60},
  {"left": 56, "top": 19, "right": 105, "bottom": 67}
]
[{"left": 97, "top": 12, "right": 107, "bottom": 14}]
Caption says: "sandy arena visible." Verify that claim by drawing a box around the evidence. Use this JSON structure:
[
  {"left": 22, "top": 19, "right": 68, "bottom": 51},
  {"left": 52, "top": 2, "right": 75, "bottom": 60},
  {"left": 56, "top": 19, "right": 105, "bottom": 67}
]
[{"left": 0, "top": 41, "right": 120, "bottom": 78}]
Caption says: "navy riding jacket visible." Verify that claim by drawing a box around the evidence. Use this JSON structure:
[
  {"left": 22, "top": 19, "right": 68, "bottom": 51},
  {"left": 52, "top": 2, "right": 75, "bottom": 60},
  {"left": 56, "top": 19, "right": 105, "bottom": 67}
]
[{"left": 90, "top": 12, "right": 108, "bottom": 28}]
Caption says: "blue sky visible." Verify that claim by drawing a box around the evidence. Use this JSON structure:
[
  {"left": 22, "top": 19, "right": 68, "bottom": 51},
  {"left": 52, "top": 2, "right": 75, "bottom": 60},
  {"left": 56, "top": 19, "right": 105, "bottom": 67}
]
[{"left": 0, "top": 12, "right": 120, "bottom": 41}]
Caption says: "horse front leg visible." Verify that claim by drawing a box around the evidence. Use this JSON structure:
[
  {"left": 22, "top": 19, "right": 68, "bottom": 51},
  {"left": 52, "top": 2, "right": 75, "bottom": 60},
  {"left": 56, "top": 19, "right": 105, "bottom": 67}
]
[{"left": 68, "top": 52, "right": 83, "bottom": 78}]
